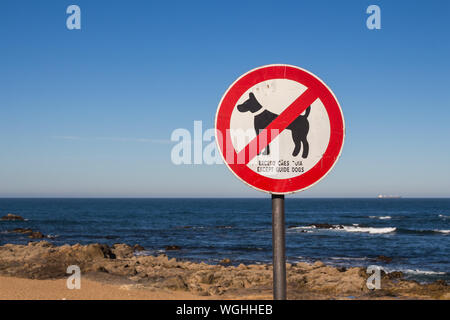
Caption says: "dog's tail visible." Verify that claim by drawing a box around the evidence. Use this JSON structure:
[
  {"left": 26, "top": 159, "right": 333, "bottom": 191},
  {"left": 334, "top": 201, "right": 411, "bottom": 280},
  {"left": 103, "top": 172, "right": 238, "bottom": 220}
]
[{"left": 304, "top": 106, "right": 311, "bottom": 118}]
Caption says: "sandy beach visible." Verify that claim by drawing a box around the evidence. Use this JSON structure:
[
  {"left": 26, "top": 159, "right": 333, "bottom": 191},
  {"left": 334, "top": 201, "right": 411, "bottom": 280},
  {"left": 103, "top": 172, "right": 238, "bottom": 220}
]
[
  {"left": 0, "top": 276, "right": 207, "bottom": 300},
  {"left": 0, "top": 241, "right": 448, "bottom": 300}
]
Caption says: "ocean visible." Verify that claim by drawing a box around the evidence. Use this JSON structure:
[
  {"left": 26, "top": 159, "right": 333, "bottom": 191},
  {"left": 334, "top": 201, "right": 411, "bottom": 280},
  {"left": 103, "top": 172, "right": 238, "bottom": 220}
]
[{"left": 0, "top": 198, "right": 449, "bottom": 283}]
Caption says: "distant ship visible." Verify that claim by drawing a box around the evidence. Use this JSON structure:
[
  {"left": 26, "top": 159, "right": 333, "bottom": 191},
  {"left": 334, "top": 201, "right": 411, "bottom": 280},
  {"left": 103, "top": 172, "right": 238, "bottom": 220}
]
[{"left": 377, "top": 194, "right": 402, "bottom": 199}]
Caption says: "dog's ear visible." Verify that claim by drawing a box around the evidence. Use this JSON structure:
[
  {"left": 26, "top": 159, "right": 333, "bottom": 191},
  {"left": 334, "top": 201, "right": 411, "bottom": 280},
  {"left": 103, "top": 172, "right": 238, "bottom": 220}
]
[{"left": 249, "top": 92, "right": 256, "bottom": 99}]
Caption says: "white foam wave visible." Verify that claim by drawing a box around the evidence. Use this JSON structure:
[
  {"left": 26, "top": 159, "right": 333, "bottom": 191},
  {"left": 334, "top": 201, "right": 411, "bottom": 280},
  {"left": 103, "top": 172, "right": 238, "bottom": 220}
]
[
  {"left": 402, "top": 269, "right": 446, "bottom": 275},
  {"left": 369, "top": 216, "right": 392, "bottom": 220},
  {"left": 134, "top": 250, "right": 152, "bottom": 256},
  {"left": 287, "top": 226, "right": 314, "bottom": 233},
  {"left": 330, "top": 257, "right": 369, "bottom": 261},
  {"left": 434, "top": 229, "right": 450, "bottom": 234},
  {"left": 438, "top": 214, "right": 449, "bottom": 218},
  {"left": 341, "top": 226, "right": 397, "bottom": 234},
  {"left": 289, "top": 226, "right": 315, "bottom": 230},
  {"left": 289, "top": 225, "right": 396, "bottom": 234}
]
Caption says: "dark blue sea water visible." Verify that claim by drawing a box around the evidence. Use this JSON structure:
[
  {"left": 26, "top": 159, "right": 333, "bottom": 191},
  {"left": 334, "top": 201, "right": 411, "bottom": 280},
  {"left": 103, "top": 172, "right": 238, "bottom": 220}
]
[{"left": 0, "top": 198, "right": 449, "bottom": 283}]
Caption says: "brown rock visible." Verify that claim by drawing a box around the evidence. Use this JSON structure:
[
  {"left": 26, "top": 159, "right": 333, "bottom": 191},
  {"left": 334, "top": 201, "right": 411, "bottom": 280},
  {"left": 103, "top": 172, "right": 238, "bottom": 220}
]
[
  {"left": 442, "top": 293, "right": 450, "bottom": 299},
  {"left": 1, "top": 214, "right": 25, "bottom": 221},
  {"left": 85, "top": 244, "right": 115, "bottom": 260},
  {"left": 111, "top": 244, "right": 134, "bottom": 259},
  {"left": 163, "top": 276, "right": 188, "bottom": 290},
  {"left": 28, "top": 232, "right": 45, "bottom": 239},
  {"left": 154, "top": 254, "right": 169, "bottom": 265},
  {"left": 198, "top": 272, "right": 215, "bottom": 284},
  {"left": 165, "top": 245, "right": 181, "bottom": 251},
  {"left": 430, "top": 279, "right": 447, "bottom": 287},
  {"left": 376, "top": 255, "right": 393, "bottom": 263},
  {"left": 34, "top": 241, "right": 54, "bottom": 248},
  {"left": 11, "top": 228, "right": 33, "bottom": 234},
  {"left": 312, "top": 260, "right": 325, "bottom": 268},
  {"left": 133, "top": 244, "right": 145, "bottom": 251},
  {"left": 93, "top": 264, "right": 109, "bottom": 273},
  {"left": 291, "top": 276, "right": 308, "bottom": 289},
  {"left": 295, "top": 262, "right": 312, "bottom": 270},
  {"left": 207, "top": 286, "right": 223, "bottom": 296},
  {"left": 10, "top": 228, "right": 47, "bottom": 239},
  {"left": 237, "top": 263, "right": 247, "bottom": 270},
  {"left": 219, "top": 258, "right": 231, "bottom": 266}
]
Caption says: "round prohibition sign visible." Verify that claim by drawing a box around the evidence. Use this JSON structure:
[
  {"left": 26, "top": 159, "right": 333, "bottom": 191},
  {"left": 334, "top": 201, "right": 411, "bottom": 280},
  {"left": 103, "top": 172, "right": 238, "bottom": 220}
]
[{"left": 215, "top": 64, "right": 345, "bottom": 194}]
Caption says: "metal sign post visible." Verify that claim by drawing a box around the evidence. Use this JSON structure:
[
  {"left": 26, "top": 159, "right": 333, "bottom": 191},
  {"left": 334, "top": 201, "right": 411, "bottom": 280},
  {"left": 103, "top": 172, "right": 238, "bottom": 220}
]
[{"left": 272, "top": 194, "right": 286, "bottom": 300}]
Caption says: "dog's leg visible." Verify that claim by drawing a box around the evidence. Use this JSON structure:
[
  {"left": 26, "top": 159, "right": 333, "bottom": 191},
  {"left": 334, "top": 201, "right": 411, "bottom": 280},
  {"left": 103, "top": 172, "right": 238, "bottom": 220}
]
[
  {"left": 301, "top": 138, "right": 309, "bottom": 159},
  {"left": 292, "top": 141, "right": 301, "bottom": 157},
  {"left": 291, "top": 131, "right": 302, "bottom": 157}
]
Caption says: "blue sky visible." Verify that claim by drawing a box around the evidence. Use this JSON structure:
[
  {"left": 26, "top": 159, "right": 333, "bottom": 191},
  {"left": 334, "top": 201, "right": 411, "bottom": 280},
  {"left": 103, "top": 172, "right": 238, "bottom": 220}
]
[{"left": 0, "top": 0, "right": 449, "bottom": 197}]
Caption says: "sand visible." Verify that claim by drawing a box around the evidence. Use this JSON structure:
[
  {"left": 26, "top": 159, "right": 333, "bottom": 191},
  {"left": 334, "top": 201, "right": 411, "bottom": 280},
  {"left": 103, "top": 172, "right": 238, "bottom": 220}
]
[
  {"left": 0, "top": 275, "right": 207, "bottom": 300},
  {"left": 0, "top": 275, "right": 273, "bottom": 300}
]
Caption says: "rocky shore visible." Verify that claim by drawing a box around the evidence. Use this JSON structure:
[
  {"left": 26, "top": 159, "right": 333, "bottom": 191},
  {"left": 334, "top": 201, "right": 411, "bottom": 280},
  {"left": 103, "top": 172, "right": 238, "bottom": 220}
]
[{"left": 0, "top": 241, "right": 448, "bottom": 299}]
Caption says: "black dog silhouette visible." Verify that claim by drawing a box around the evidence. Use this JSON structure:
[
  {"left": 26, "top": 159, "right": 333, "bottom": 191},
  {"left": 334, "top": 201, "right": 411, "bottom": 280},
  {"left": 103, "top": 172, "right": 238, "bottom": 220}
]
[{"left": 237, "top": 92, "right": 310, "bottom": 158}]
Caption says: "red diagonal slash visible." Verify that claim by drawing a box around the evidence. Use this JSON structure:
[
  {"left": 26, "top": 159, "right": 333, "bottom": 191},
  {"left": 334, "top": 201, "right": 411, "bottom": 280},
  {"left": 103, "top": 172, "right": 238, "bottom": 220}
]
[{"left": 236, "top": 88, "right": 318, "bottom": 165}]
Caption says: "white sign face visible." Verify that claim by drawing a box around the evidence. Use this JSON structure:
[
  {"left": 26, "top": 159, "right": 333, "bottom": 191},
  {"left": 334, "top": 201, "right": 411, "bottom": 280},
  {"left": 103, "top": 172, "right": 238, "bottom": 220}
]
[{"left": 229, "top": 79, "right": 331, "bottom": 179}]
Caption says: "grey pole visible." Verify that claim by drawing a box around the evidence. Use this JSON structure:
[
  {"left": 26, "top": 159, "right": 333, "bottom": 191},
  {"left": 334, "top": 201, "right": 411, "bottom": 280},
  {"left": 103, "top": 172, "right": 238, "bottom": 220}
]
[{"left": 272, "top": 194, "right": 286, "bottom": 300}]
